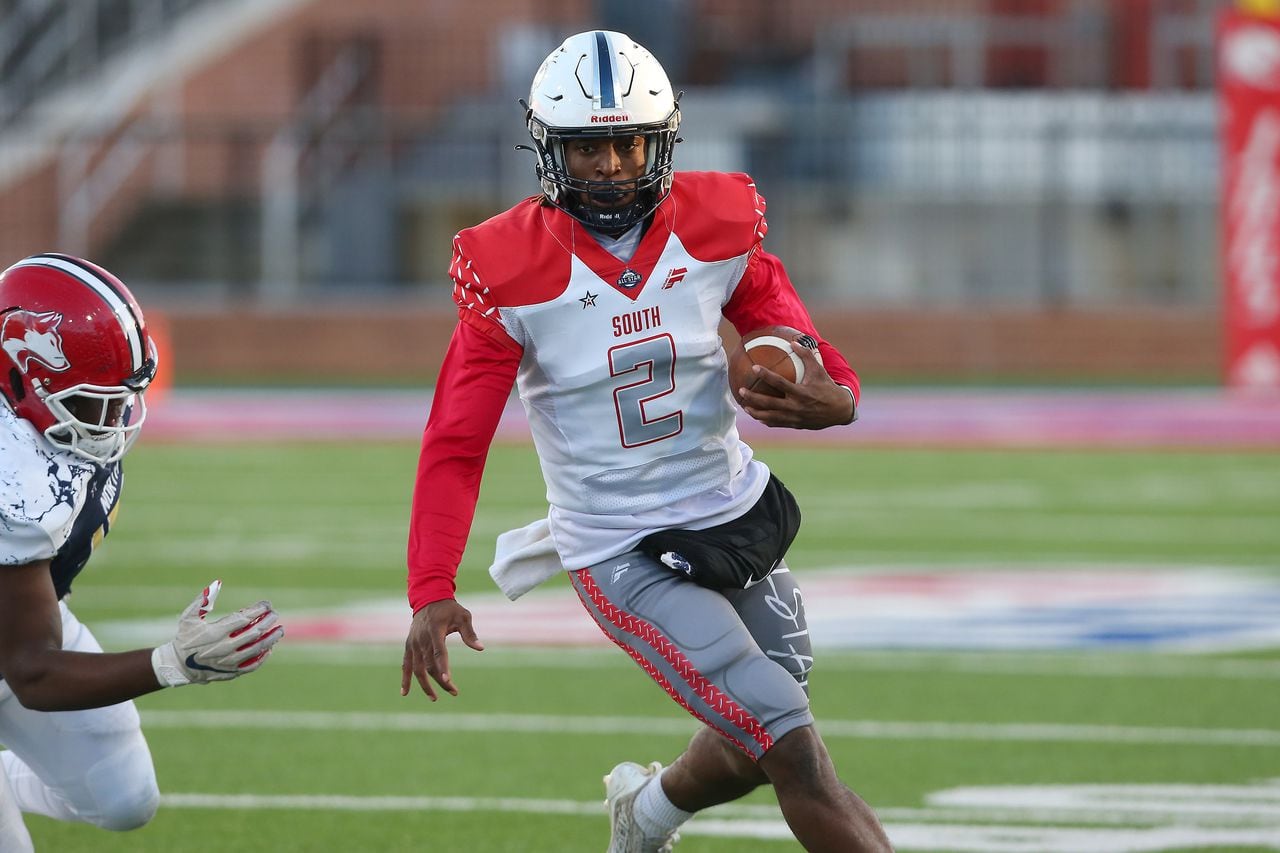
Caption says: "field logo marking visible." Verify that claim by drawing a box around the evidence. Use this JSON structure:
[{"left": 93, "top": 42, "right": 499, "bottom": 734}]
[{"left": 212, "top": 568, "right": 1280, "bottom": 653}]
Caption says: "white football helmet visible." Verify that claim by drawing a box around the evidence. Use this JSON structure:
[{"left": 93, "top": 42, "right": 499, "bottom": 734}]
[{"left": 524, "top": 30, "right": 681, "bottom": 231}]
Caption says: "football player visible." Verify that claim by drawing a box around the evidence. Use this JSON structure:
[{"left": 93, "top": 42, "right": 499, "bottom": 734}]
[
  {"left": 0, "top": 254, "right": 284, "bottom": 851},
  {"left": 400, "top": 31, "right": 891, "bottom": 853}
]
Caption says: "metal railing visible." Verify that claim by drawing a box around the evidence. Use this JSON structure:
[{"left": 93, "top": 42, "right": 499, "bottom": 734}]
[{"left": 0, "top": 0, "right": 213, "bottom": 127}]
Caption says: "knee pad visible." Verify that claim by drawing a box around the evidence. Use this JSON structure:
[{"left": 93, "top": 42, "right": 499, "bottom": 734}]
[
  {"left": 82, "top": 743, "right": 159, "bottom": 831},
  {"left": 725, "top": 655, "right": 813, "bottom": 738}
]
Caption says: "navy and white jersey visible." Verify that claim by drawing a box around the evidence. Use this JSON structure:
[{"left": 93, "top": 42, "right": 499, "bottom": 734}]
[{"left": 0, "top": 402, "right": 122, "bottom": 599}]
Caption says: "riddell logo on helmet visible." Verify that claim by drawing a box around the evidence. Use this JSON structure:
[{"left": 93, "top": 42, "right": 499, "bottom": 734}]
[
  {"left": 590, "top": 114, "right": 631, "bottom": 123},
  {"left": 1, "top": 310, "right": 70, "bottom": 373}
]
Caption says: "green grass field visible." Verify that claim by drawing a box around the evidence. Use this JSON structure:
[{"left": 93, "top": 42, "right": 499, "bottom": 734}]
[{"left": 20, "top": 441, "right": 1280, "bottom": 852}]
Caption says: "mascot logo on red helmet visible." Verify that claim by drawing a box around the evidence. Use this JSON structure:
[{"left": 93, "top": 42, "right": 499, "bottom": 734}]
[{"left": 1, "top": 310, "right": 70, "bottom": 373}]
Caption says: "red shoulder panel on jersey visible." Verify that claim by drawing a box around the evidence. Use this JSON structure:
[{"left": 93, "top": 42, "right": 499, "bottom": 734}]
[
  {"left": 668, "top": 172, "right": 768, "bottom": 263},
  {"left": 454, "top": 197, "right": 574, "bottom": 308}
]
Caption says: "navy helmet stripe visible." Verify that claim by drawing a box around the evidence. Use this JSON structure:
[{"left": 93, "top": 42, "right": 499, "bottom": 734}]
[{"left": 594, "top": 31, "right": 616, "bottom": 108}]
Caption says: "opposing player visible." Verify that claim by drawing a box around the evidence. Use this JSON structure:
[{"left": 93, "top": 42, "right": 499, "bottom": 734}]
[
  {"left": 400, "top": 31, "right": 892, "bottom": 853},
  {"left": 0, "top": 254, "right": 284, "bottom": 850}
]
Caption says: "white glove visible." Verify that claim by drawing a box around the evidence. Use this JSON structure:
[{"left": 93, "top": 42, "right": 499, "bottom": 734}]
[{"left": 151, "top": 580, "right": 284, "bottom": 687}]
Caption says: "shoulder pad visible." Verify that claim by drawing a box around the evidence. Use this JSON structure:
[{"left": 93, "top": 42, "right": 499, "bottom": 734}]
[
  {"left": 0, "top": 406, "right": 91, "bottom": 563},
  {"left": 454, "top": 198, "right": 574, "bottom": 308},
  {"left": 668, "top": 172, "right": 767, "bottom": 262}
]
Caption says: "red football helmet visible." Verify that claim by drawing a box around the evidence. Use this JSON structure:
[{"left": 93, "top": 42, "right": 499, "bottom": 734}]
[{"left": 0, "top": 253, "right": 157, "bottom": 463}]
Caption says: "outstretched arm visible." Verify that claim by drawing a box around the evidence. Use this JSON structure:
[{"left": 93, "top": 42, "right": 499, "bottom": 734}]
[
  {"left": 0, "top": 561, "right": 159, "bottom": 710},
  {"left": 402, "top": 318, "right": 521, "bottom": 699},
  {"left": 0, "top": 563, "right": 283, "bottom": 711}
]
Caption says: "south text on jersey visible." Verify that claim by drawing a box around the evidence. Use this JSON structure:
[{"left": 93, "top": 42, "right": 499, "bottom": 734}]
[{"left": 612, "top": 306, "right": 662, "bottom": 338}]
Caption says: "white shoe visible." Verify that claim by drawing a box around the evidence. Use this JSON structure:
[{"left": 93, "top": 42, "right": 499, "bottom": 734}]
[{"left": 603, "top": 761, "right": 680, "bottom": 853}]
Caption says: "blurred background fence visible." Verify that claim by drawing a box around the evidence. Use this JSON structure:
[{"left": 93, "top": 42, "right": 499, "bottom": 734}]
[{"left": 0, "top": 0, "right": 1247, "bottom": 382}]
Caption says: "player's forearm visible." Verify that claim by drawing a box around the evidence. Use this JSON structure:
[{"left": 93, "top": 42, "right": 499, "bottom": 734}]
[
  {"left": 406, "top": 546, "right": 462, "bottom": 611},
  {"left": 406, "top": 462, "right": 479, "bottom": 610},
  {"left": 829, "top": 383, "right": 857, "bottom": 426},
  {"left": 816, "top": 341, "right": 859, "bottom": 404},
  {"left": 3, "top": 647, "right": 162, "bottom": 711}
]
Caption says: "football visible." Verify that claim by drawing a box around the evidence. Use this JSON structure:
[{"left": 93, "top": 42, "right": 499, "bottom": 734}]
[{"left": 726, "top": 325, "right": 821, "bottom": 404}]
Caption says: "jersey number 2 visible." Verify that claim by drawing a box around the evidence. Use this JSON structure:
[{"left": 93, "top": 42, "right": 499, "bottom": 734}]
[{"left": 609, "top": 334, "right": 684, "bottom": 448}]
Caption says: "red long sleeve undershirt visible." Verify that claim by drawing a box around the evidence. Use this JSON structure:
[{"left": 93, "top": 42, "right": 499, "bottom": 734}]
[{"left": 405, "top": 316, "right": 521, "bottom": 611}]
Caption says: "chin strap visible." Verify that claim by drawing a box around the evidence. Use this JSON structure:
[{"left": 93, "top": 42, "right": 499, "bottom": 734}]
[{"left": 4, "top": 368, "right": 22, "bottom": 403}]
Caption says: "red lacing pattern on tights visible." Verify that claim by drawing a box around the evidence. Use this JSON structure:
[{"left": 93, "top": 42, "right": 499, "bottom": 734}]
[{"left": 573, "top": 568, "right": 772, "bottom": 757}]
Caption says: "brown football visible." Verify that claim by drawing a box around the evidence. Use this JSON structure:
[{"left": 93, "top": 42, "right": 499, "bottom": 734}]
[{"left": 726, "top": 325, "right": 819, "bottom": 404}]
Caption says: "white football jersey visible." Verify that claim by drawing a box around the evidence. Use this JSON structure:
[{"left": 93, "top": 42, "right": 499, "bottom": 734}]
[
  {"left": 504, "top": 237, "right": 749, "bottom": 514},
  {"left": 450, "top": 171, "right": 779, "bottom": 567},
  {"left": 0, "top": 402, "right": 121, "bottom": 597},
  {"left": 408, "top": 171, "right": 860, "bottom": 604}
]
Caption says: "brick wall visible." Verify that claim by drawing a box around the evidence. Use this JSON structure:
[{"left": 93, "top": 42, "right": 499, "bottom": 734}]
[{"left": 160, "top": 306, "right": 1221, "bottom": 384}]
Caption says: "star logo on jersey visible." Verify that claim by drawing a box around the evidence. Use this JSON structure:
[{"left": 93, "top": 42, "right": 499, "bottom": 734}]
[
  {"left": 661, "top": 267, "right": 687, "bottom": 289},
  {"left": 616, "top": 268, "right": 642, "bottom": 289},
  {"left": 579, "top": 290, "right": 599, "bottom": 309}
]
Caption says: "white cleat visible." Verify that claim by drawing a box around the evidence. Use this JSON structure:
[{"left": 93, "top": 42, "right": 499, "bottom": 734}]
[{"left": 603, "top": 761, "right": 680, "bottom": 853}]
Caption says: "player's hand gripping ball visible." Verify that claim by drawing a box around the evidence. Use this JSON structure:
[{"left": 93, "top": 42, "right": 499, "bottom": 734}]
[{"left": 726, "top": 325, "right": 822, "bottom": 405}]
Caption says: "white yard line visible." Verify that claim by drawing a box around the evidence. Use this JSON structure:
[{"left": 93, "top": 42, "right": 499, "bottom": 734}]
[
  {"left": 156, "top": 793, "right": 1280, "bottom": 850},
  {"left": 140, "top": 710, "right": 1280, "bottom": 748},
  {"left": 157, "top": 792, "right": 1280, "bottom": 826},
  {"left": 161, "top": 792, "right": 605, "bottom": 815}
]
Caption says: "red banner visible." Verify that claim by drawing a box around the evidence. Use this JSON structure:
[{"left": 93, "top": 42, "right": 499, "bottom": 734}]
[{"left": 1220, "top": 10, "right": 1280, "bottom": 389}]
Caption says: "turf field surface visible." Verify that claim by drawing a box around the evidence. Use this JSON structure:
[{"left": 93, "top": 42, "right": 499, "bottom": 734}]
[{"left": 16, "top": 433, "right": 1280, "bottom": 852}]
